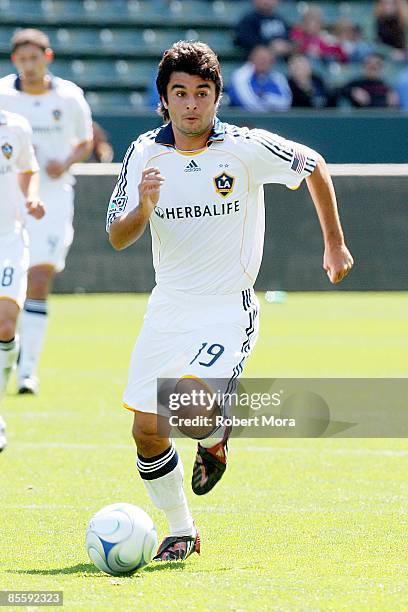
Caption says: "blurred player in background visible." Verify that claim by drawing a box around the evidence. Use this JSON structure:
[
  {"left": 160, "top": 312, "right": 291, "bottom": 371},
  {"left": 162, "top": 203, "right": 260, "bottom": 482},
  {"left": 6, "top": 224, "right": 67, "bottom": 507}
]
[
  {"left": 107, "top": 42, "right": 353, "bottom": 562},
  {"left": 0, "top": 109, "right": 44, "bottom": 450},
  {"left": 87, "top": 122, "right": 114, "bottom": 163},
  {"left": 0, "top": 29, "right": 93, "bottom": 395}
]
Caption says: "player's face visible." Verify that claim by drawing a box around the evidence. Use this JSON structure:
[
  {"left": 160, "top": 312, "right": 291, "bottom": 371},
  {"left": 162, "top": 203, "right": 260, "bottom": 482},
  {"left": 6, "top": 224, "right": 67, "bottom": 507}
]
[
  {"left": 12, "top": 44, "right": 52, "bottom": 83},
  {"left": 164, "top": 72, "right": 218, "bottom": 139}
]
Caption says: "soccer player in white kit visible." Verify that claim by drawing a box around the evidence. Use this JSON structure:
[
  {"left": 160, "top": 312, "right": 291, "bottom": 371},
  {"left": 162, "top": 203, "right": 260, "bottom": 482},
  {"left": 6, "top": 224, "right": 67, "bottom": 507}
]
[
  {"left": 107, "top": 42, "right": 354, "bottom": 561},
  {"left": 0, "top": 109, "right": 44, "bottom": 451},
  {"left": 0, "top": 29, "right": 93, "bottom": 394}
]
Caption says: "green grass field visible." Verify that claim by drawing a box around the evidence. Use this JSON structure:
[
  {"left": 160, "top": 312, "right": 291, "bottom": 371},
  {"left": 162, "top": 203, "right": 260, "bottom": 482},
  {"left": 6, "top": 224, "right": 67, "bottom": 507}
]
[{"left": 1, "top": 293, "right": 407, "bottom": 611}]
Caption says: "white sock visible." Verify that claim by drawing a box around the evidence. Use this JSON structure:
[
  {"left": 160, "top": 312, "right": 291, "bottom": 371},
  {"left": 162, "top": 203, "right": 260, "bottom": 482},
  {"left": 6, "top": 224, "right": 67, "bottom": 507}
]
[
  {"left": 18, "top": 300, "right": 48, "bottom": 379},
  {"left": 200, "top": 425, "right": 226, "bottom": 448},
  {"left": 0, "top": 337, "right": 19, "bottom": 400},
  {"left": 137, "top": 443, "right": 195, "bottom": 537}
]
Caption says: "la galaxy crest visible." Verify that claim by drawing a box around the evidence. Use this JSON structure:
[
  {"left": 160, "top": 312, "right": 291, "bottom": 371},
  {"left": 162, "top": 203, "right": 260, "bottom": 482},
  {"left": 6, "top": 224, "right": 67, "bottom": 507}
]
[
  {"left": 213, "top": 171, "right": 235, "bottom": 198},
  {"left": 53, "top": 109, "right": 62, "bottom": 121},
  {"left": 1, "top": 142, "right": 13, "bottom": 159}
]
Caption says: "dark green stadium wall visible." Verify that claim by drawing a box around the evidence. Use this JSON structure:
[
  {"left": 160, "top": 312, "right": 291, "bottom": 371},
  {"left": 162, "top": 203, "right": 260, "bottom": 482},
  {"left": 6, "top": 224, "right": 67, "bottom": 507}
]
[
  {"left": 53, "top": 173, "right": 408, "bottom": 293},
  {"left": 94, "top": 110, "right": 408, "bottom": 163}
]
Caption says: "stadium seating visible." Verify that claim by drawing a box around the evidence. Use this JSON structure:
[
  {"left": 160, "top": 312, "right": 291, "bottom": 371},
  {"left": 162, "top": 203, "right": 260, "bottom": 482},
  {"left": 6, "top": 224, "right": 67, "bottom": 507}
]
[
  {"left": 85, "top": 90, "right": 149, "bottom": 111},
  {"left": 0, "top": 0, "right": 402, "bottom": 113}
]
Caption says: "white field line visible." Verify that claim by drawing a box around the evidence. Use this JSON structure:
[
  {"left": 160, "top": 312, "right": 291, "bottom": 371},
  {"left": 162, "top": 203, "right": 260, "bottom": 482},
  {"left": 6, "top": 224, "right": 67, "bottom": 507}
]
[
  {"left": 72, "top": 163, "right": 408, "bottom": 178},
  {"left": 12, "top": 412, "right": 73, "bottom": 418},
  {"left": 10, "top": 442, "right": 408, "bottom": 456},
  {"left": 243, "top": 446, "right": 408, "bottom": 456},
  {"left": 6, "top": 505, "right": 407, "bottom": 513}
]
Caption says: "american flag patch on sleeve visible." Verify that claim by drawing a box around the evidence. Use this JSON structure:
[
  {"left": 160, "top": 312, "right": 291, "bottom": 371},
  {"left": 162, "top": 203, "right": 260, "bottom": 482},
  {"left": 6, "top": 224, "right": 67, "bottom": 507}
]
[{"left": 290, "top": 147, "right": 307, "bottom": 174}]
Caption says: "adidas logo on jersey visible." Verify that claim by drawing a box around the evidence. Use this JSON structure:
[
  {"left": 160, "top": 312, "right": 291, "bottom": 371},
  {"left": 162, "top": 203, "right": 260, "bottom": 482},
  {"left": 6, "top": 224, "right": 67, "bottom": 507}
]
[{"left": 184, "top": 160, "right": 201, "bottom": 173}]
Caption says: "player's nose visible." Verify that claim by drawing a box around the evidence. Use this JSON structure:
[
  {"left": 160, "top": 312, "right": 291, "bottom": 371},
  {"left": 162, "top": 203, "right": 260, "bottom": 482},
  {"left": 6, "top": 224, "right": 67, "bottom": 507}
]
[{"left": 185, "top": 97, "right": 197, "bottom": 109}]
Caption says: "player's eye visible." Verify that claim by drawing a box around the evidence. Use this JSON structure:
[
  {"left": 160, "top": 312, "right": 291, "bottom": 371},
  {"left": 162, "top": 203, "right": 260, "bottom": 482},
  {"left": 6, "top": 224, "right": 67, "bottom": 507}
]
[{"left": 175, "top": 91, "right": 185, "bottom": 97}]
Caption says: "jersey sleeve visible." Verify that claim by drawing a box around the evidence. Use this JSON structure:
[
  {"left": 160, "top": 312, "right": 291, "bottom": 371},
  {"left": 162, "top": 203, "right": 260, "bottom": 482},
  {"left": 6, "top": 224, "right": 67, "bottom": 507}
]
[
  {"left": 106, "top": 140, "right": 143, "bottom": 232},
  {"left": 16, "top": 118, "right": 39, "bottom": 174},
  {"left": 248, "top": 128, "right": 319, "bottom": 189},
  {"left": 70, "top": 88, "right": 93, "bottom": 143}
]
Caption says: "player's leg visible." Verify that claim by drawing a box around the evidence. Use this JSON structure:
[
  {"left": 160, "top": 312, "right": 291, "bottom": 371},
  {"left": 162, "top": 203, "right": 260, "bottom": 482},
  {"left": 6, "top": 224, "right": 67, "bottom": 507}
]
[
  {"left": 124, "top": 313, "right": 200, "bottom": 562},
  {"left": 17, "top": 264, "right": 55, "bottom": 394},
  {"left": 0, "top": 299, "right": 20, "bottom": 452},
  {"left": 0, "top": 299, "right": 20, "bottom": 399},
  {"left": 18, "top": 184, "right": 74, "bottom": 394},
  {"left": 166, "top": 374, "right": 231, "bottom": 497},
  {"left": 131, "top": 410, "right": 200, "bottom": 561},
  {"left": 188, "top": 289, "right": 260, "bottom": 495},
  {"left": 0, "top": 232, "right": 28, "bottom": 450}
]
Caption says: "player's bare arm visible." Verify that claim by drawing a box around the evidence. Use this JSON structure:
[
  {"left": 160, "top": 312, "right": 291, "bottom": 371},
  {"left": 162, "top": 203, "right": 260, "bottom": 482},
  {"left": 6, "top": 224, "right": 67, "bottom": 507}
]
[
  {"left": 46, "top": 139, "right": 93, "bottom": 179},
  {"left": 306, "top": 155, "right": 354, "bottom": 284},
  {"left": 109, "top": 167, "right": 164, "bottom": 250},
  {"left": 17, "top": 170, "right": 45, "bottom": 219}
]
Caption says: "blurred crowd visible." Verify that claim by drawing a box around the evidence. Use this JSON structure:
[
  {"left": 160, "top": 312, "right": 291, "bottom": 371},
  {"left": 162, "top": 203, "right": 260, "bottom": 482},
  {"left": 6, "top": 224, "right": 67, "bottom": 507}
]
[{"left": 226, "top": 0, "right": 408, "bottom": 111}]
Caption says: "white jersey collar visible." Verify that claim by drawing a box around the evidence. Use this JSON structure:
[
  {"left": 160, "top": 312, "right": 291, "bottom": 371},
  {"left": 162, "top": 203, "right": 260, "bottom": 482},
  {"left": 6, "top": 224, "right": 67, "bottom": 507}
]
[{"left": 14, "top": 73, "right": 55, "bottom": 92}]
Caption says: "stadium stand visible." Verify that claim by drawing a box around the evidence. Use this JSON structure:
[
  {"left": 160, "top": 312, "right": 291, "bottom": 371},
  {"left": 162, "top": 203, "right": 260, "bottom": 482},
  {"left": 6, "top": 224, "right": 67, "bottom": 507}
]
[{"left": 0, "top": 0, "right": 405, "bottom": 113}]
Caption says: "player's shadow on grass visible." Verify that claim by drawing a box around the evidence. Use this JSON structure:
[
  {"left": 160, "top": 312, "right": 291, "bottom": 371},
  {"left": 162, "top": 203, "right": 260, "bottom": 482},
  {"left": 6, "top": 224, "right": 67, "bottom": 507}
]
[
  {"left": 8, "top": 563, "right": 102, "bottom": 576},
  {"left": 143, "top": 561, "right": 186, "bottom": 573},
  {"left": 8, "top": 562, "right": 186, "bottom": 576}
]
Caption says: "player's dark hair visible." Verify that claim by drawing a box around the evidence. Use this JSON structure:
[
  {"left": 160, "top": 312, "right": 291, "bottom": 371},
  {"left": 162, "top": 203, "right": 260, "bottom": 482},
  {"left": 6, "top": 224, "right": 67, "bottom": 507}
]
[
  {"left": 156, "top": 41, "right": 223, "bottom": 122},
  {"left": 11, "top": 29, "right": 51, "bottom": 53}
]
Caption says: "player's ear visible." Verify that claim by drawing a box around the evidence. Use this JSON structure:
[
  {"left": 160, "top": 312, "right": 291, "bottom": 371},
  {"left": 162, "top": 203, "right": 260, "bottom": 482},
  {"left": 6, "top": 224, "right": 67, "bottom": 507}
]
[
  {"left": 161, "top": 97, "right": 168, "bottom": 110},
  {"left": 45, "top": 48, "right": 54, "bottom": 63}
]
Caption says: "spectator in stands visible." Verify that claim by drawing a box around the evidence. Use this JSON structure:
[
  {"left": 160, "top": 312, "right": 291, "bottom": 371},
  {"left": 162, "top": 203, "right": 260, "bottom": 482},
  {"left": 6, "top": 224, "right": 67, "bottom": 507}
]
[
  {"left": 228, "top": 45, "right": 292, "bottom": 111},
  {"left": 339, "top": 52, "right": 399, "bottom": 107},
  {"left": 87, "top": 122, "right": 114, "bottom": 163},
  {"left": 291, "top": 6, "right": 348, "bottom": 64},
  {"left": 288, "top": 54, "right": 336, "bottom": 108},
  {"left": 395, "top": 65, "right": 408, "bottom": 108},
  {"left": 374, "top": 0, "right": 407, "bottom": 55},
  {"left": 235, "top": 0, "right": 291, "bottom": 58},
  {"left": 332, "top": 18, "right": 376, "bottom": 62}
]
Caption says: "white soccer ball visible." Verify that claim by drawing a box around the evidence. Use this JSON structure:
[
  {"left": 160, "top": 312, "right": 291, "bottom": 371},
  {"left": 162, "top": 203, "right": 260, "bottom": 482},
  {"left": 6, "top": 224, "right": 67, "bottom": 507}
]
[{"left": 85, "top": 503, "right": 158, "bottom": 575}]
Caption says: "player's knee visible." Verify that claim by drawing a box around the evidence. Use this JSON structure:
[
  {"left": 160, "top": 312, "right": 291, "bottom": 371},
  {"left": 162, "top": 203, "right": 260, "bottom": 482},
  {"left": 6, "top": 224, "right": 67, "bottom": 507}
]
[
  {"left": 27, "top": 277, "right": 48, "bottom": 297},
  {"left": 27, "top": 269, "right": 53, "bottom": 298},
  {"left": 0, "top": 319, "right": 16, "bottom": 342},
  {"left": 132, "top": 412, "right": 169, "bottom": 456}
]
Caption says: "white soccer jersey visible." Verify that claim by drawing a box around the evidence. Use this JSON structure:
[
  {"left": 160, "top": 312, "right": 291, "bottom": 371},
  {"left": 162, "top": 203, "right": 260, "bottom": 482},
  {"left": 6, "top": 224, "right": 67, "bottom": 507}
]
[
  {"left": 0, "top": 74, "right": 92, "bottom": 189},
  {"left": 107, "top": 119, "right": 318, "bottom": 294},
  {"left": 0, "top": 109, "right": 38, "bottom": 236}
]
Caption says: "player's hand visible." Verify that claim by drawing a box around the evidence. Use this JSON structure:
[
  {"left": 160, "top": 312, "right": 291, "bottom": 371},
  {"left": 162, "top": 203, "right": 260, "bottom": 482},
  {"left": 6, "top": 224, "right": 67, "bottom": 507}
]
[
  {"left": 323, "top": 244, "right": 354, "bottom": 284},
  {"left": 46, "top": 159, "right": 68, "bottom": 178},
  {"left": 26, "top": 200, "right": 45, "bottom": 220},
  {"left": 138, "top": 167, "right": 165, "bottom": 216}
]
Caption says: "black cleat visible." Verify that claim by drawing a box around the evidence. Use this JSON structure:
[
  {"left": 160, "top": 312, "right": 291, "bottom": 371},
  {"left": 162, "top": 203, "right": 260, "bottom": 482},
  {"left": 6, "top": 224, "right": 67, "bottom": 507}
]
[
  {"left": 17, "top": 376, "right": 39, "bottom": 395},
  {"left": 153, "top": 531, "right": 201, "bottom": 562},
  {"left": 0, "top": 416, "right": 6, "bottom": 452},
  {"left": 191, "top": 426, "right": 231, "bottom": 495}
]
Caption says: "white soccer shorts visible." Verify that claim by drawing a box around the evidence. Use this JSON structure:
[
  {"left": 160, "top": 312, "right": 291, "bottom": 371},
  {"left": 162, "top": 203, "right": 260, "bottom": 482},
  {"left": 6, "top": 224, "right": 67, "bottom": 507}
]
[
  {"left": 123, "top": 285, "right": 260, "bottom": 415},
  {"left": 0, "top": 229, "right": 29, "bottom": 309},
  {"left": 25, "top": 182, "right": 74, "bottom": 272}
]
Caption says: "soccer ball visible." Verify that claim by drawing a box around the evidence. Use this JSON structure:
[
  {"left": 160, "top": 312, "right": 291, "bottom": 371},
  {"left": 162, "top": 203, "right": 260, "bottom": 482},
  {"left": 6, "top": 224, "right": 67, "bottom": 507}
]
[{"left": 85, "top": 503, "right": 158, "bottom": 575}]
